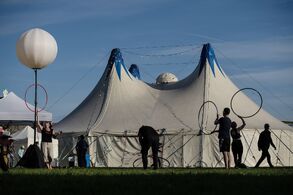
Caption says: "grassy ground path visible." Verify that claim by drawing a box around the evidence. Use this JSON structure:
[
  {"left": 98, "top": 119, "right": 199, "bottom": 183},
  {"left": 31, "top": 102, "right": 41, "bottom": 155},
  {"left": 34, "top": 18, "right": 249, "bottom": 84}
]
[{"left": 0, "top": 168, "right": 292, "bottom": 195}]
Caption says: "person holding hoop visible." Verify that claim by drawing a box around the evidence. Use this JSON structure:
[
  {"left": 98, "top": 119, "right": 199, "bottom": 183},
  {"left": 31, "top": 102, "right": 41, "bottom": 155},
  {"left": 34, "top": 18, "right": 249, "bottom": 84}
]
[
  {"left": 37, "top": 116, "right": 62, "bottom": 169},
  {"left": 213, "top": 107, "right": 232, "bottom": 169},
  {"left": 230, "top": 116, "right": 246, "bottom": 168},
  {"left": 255, "top": 123, "right": 276, "bottom": 168},
  {"left": 138, "top": 125, "right": 159, "bottom": 170}
]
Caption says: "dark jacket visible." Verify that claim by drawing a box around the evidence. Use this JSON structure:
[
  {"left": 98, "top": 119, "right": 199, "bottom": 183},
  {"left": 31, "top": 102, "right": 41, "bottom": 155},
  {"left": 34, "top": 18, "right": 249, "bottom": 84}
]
[
  {"left": 138, "top": 126, "right": 159, "bottom": 145},
  {"left": 76, "top": 139, "right": 89, "bottom": 153},
  {"left": 258, "top": 130, "right": 275, "bottom": 151}
]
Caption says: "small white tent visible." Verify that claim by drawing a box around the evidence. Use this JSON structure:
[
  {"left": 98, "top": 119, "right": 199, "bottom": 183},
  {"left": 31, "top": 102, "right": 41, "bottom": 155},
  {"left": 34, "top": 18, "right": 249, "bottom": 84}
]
[
  {"left": 56, "top": 44, "right": 292, "bottom": 167},
  {"left": 11, "top": 126, "right": 58, "bottom": 163},
  {"left": 0, "top": 92, "right": 52, "bottom": 122}
]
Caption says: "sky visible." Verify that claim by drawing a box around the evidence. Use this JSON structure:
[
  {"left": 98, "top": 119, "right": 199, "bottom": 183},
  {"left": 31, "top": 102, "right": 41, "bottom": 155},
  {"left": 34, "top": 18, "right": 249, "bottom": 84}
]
[{"left": 0, "top": 0, "right": 292, "bottom": 122}]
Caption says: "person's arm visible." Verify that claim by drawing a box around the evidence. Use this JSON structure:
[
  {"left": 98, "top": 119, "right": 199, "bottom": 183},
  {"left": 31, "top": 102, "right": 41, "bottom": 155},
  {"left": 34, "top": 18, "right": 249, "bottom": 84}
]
[
  {"left": 53, "top": 130, "right": 62, "bottom": 137},
  {"left": 52, "top": 130, "right": 62, "bottom": 139},
  {"left": 52, "top": 124, "right": 62, "bottom": 138},
  {"left": 210, "top": 130, "right": 219, "bottom": 134},
  {"left": 236, "top": 116, "right": 246, "bottom": 132},
  {"left": 138, "top": 129, "right": 143, "bottom": 144},
  {"left": 36, "top": 114, "right": 43, "bottom": 133},
  {"left": 214, "top": 114, "right": 219, "bottom": 125}
]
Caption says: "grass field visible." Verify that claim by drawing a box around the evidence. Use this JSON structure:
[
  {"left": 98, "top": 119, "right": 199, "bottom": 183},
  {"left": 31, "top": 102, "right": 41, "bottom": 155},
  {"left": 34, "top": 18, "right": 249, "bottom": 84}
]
[{"left": 0, "top": 168, "right": 292, "bottom": 195}]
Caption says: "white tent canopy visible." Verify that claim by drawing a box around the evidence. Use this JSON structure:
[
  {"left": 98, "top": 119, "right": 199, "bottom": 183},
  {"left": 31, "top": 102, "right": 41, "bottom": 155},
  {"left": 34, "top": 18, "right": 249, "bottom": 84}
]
[
  {"left": 0, "top": 92, "right": 52, "bottom": 122},
  {"left": 56, "top": 44, "right": 292, "bottom": 167}
]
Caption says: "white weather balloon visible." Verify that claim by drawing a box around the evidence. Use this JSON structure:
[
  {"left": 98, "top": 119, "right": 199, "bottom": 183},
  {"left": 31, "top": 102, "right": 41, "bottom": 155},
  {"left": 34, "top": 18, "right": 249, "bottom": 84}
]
[{"left": 16, "top": 28, "right": 58, "bottom": 69}]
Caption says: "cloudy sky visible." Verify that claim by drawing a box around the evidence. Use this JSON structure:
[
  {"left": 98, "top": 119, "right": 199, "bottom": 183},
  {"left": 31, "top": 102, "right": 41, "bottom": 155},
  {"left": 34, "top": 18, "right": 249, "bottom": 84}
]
[{"left": 0, "top": 0, "right": 292, "bottom": 122}]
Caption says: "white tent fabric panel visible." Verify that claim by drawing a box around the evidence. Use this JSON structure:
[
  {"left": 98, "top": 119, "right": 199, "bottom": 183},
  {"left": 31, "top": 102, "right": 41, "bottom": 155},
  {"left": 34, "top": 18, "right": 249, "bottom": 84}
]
[
  {"left": 90, "top": 65, "right": 204, "bottom": 135},
  {"left": 0, "top": 92, "right": 52, "bottom": 121}
]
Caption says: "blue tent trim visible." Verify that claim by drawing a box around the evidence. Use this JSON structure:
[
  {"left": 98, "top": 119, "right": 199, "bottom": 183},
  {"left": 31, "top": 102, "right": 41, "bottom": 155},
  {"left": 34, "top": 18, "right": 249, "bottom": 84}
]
[
  {"left": 129, "top": 64, "right": 141, "bottom": 79},
  {"left": 108, "top": 48, "right": 132, "bottom": 80},
  {"left": 198, "top": 43, "right": 225, "bottom": 77}
]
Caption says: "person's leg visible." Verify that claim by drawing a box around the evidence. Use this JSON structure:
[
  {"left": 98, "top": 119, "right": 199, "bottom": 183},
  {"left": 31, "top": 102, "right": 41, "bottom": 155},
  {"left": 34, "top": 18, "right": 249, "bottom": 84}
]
[
  {"left": 41, "top": 142, "right": 49, "bottom": 168},
  {"left": 47, "top": 143, "right": 53, "bottom": 169},
  {"left": 82, "top": 151, "right": 87, "bottom": 167},
  {"left": 223, "top": 152, "right": 228, "bottom": 168},
  {"left": 255, "top": 151, "right": 266, "bottom": 167},
  {"left": 219, "top": 139, "right": 226, "bottom": 168},
  {"left": 78, "top": 152, "right": 84, "bottom": 167},
  {"left": 141, "top": 144, "right": 150, "bottom": 169},
  {"left": 224, "top": 139, "right": 231, "bottom": 168},
  {"left": 238, "top": 142, "right": 243, "bottom": 166},
  {"left": 232, "top": 142, "right": 238, "bottom": 167},
  {"left": 265, "top": 150, "right": 274, "bottom": 167},
  {"left": 151, "top": 139, "right": 159, "bottom": 170},
  {"left": 227, "top": 151, "right": 232, "bottom": 168}
]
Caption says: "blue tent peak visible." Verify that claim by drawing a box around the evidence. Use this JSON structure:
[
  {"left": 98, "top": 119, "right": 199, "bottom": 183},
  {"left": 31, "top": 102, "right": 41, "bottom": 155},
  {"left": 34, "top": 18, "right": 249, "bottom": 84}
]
[
  {"left": 108, "top": 48, "right": 131, "bottom": 80},
  {"left": 129, "top": 64, "right": 141, "bottom": 79},
  {"left": 198, "top": 43, "right": 225, "bottom": 77}
]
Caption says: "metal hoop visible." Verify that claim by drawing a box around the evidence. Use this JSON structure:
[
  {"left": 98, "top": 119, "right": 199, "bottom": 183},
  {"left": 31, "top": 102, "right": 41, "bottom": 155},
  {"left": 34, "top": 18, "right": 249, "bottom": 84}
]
[
  {"left": 24, "top": 83, "right": 48, "bottom": 112},
  {"left": 197, "top": 100, "right": 218, "bottom": 135},
  {"left": 132, "top": 156, "right": 170, "bottom": 168},
  {"left": 230, "top": 88, "right": 263, "bottom": 118},
  {"left": 193, "top": 160, "right": 208, "bottom": 168}
]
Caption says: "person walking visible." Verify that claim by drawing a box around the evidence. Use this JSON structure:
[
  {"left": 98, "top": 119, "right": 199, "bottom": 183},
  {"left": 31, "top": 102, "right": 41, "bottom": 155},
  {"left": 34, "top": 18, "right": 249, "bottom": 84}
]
[{"left": 255, "top": 123, "right": 276, "bottom": 168}]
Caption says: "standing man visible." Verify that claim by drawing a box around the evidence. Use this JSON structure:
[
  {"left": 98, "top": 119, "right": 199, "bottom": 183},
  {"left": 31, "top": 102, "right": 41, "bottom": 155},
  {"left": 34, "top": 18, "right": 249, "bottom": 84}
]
[
  {"left": 213, "top": 107, "right": 232, "bottom": 169},
  {"left": 138, "top": 126, "right": 159, "bottom": 170},
  {"left": 76, "top": 135, "right": 89, "bottom": 168},
  {"left": 255, "top": 123, "right": 276, "bottom": 168}
]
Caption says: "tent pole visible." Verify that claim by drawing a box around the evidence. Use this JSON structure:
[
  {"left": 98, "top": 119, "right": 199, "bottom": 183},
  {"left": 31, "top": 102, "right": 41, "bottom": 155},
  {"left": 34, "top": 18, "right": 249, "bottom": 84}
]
[{"left": 34, "top": 68, "right": 38, "bottom": 144}]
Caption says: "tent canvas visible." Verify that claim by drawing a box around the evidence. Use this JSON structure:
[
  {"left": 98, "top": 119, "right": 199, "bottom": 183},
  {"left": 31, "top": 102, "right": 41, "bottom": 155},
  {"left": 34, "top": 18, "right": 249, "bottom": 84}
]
[
  {"left": 56, "top": 44, "right": 292, "bottom": 167},
  {"left": 0, "top": 92, "right": 52, "bottom": 122}
]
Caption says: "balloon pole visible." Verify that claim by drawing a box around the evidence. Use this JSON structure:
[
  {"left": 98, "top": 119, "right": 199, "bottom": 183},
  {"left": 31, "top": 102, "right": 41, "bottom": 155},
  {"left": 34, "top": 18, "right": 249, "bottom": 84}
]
[{"left": 34, "top": 68, "right": 38, "bottom": 144}]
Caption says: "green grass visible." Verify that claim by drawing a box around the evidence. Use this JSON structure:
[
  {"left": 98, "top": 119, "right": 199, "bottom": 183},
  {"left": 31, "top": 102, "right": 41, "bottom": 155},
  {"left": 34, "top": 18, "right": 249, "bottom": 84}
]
[{"left": 1, "top": 168, "right": 292, "bottom": 195}]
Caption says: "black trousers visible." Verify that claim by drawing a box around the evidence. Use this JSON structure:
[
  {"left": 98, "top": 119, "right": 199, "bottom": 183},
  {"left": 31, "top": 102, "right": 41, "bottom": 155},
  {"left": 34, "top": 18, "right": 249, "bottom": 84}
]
[
  {"left": 141, "top": 139, "right": 159, "bottom": 169},
  {"left": 255, "top": 149, "right": 273, "bottom": 167},
  {"left": 77, "top": 151, "right": 87, "bottom": 167},
  {"left": 232, "top": 140, "right": 243, "bottom": 167}
]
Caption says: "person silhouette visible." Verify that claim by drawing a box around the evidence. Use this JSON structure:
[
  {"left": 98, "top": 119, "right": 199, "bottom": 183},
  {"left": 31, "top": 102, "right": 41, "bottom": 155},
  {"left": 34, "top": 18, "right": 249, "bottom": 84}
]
[
  {"left": 0, "top": 130, "right": 12, "bottom": 171},
  {"left": 75, "top": 135, "right": 89, "bottom": 168},
  {"left": 255, "top": 123, "right": 276, "bottom": 168},
  {"left": 138, "top": 126, "right": 159, "bottom": 170},
  {"left": 230, "top": 116, "right": 246, "bottom": 168},
  {"left": 213, "top": 107, "right": 232, "bottom": 169}
]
